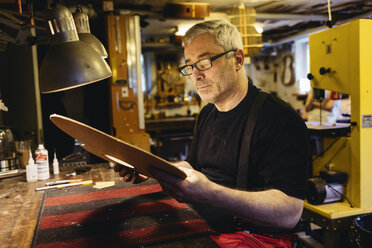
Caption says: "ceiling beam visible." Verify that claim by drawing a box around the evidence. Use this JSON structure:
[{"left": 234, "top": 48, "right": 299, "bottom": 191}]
[{"left": 256, "top": 13, "right": 328, "bottom": 21}]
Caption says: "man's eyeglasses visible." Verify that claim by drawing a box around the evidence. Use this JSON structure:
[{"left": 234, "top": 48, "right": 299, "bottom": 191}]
[{"left": 178, "top": 49, "right": 235, "bottom": 76}]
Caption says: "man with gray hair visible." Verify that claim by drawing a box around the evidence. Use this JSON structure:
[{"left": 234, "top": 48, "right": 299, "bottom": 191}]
[{"left": 115, "top": 19, "right": 309, "bottom": 247}]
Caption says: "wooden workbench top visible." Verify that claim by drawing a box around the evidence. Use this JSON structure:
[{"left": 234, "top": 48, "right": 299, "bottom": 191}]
[
  {"left": 0, "top": 164, "right": 217, "bottom": 248},
  {"left": 0, "top": 164, "right": 121, "bottom": 248},
  {"left": 0, "top": 172, "right": 44, "bottom": 247}
]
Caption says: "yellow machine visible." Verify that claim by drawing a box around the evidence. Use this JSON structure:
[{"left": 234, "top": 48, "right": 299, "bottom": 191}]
[{"left": 303, "top": 19, "right": 372, "bottom": 247}]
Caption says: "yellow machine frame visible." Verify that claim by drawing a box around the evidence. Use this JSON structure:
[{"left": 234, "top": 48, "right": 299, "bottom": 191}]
[{"left": 307, "top": 19, "right": 372, "bottom": 218}]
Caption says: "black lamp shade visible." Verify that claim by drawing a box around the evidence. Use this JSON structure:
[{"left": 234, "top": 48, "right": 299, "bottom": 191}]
[
  {"left": 73, "top": 10, "right": 108, "bottom": 58},
  {"left": 40, "top": 41, "right": 111, "bottom": 93},
  {"left": 78, "top": 33, "right": 108, "bottom": 58}
]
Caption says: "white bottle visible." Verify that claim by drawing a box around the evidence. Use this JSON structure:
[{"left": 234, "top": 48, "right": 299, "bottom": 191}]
[
  {"left": 35, "top": 144, "right": 50, "bottom": 180},
  {"left": 53, "top": 151, "right": 59, "bottom": 175},
  {"left": 26, "top": 150, "right": 38, "bottom": 182}
]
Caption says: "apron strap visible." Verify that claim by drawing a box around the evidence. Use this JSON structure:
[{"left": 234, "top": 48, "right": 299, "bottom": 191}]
[{"left": 237, "top": 90, "right": 269, "bottom": 189}]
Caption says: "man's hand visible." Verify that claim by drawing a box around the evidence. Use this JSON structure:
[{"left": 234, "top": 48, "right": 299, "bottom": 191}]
[
  {"left": 149, "top": 165, "right": 214, "bottom": 204},
  {"left": 114, "top": 164, "right": 148, "bottom": 184}
]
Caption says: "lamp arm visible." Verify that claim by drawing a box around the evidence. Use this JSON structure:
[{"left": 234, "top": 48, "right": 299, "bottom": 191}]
[
  {"left": 0, "top": 9, "right": 46, "bottom": 45},
  {"left": 0, "top": 8, "right": 43, "bottom": 22},
  {"left": 0, "top": 29, "right": 16, "bottom": 43}
]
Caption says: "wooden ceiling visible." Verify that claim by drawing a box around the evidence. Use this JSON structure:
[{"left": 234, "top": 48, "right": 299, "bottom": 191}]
[
  {"left": 1, "top": 0, "right": 371, "bottom": 42},
  {"left": 113, "top": 0, "right": 372, "bottom": 42}
]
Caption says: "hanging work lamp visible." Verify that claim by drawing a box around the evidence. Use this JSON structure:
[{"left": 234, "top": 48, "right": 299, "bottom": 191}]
[
  {"left": 73, "top": 7, "right": 108, "bottom": 58},
  {"left": 39, "top": 5, "right": 111, "bottom": 94}
]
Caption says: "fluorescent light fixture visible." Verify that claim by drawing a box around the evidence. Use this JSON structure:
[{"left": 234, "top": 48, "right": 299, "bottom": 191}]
[
  {"left": 176, "top": 23, "right": 197, "bottom": 36},
  {"left": 254, "top": 23, "right": 264, "bottom": 33}
]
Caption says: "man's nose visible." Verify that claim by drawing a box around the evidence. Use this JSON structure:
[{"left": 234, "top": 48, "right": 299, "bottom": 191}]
[{"left": 190, "top": 67, "right": 205, "bottom": 81}]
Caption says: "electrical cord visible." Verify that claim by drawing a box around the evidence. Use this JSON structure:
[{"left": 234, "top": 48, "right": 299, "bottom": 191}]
[
  {"left": 326, "top": 0, "right": 334, "bottom": 27},
  {"left": 312, "top": 135, "right": 342, "bottom": 161},
  {"left": 327, "top": 183, "right": 354, "bottom": 208},
  {"left": 312, "top": 124, "right": 355, "bottom": 162},
  {"left": 327, "top": 0, "right": 332, "bottom": 22}
]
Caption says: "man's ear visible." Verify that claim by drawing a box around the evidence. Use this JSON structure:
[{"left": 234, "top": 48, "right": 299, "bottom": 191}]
[{"left": 235, "top": 49, "right": 245, "bottom": 71}]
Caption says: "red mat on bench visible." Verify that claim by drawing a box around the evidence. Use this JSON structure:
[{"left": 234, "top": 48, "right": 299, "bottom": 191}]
[{"left": 32, "top": 179, "right": 214, "bottom": 248}]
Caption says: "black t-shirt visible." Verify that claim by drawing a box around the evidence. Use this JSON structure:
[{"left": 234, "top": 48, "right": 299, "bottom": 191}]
[{"left": 186, "top": 83, "right": 310, "bottom": 233}]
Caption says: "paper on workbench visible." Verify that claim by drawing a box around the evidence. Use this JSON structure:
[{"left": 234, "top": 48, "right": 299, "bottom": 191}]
[{"left": 93, "top": 181, "right": 115, "bottom": 189}]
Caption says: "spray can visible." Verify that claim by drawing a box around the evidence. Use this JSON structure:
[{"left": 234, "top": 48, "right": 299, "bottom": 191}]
[
  {"left": 35, "top": 144, "right": 50, "bottom": 180},
  {"left": 26, "top": 149, "right": 38, "bottom": 182}
]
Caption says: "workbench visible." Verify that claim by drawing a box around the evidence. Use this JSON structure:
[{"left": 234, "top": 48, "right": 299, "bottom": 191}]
[
  {"left": 0, "top": 164, "right": 217, "bottom": 248},
  {"left": 303, "top": 201, "right": 372, "bottom": 247}
]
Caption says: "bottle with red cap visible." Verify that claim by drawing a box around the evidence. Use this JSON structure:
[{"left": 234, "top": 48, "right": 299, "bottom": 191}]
[{"left": 35, "top": 144, "right": 50, "bottom": 180}]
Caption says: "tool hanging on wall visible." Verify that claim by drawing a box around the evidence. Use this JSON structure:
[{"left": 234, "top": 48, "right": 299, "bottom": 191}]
[
  {"left": 281, "top": 54, "right": 295, "bottom": 86},
  {"left": 273, "top": 63, "right": 278, "bottom": 83}
]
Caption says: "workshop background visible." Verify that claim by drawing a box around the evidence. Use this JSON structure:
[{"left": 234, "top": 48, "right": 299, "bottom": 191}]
[{"left": 1, "top": 1, "right": 372, "bottom": 248}]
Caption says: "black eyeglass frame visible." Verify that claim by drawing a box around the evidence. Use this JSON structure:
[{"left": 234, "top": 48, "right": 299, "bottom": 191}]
[{"left": 178, "top": 49, "right": 236, "bottom": 76}]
